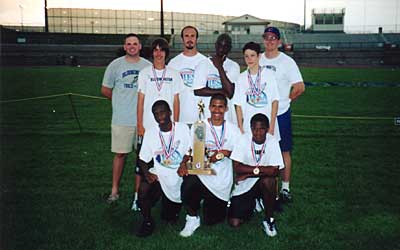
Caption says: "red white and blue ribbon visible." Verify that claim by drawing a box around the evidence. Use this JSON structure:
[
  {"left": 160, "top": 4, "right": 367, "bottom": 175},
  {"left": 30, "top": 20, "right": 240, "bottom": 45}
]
[
  {"left": 247, "top": 67, "right": 262, "bottom": 96},
  {"left": 159, "top": 122, "right": 175, "bottom": 159},
  {"left": 208, "top": 120, "right": 225, "bottom": 150},
  {"left": 152, "top": 66, "right": 167, "bottom": 92},
  {"left": 251, "top": 140, "right": 266, "bottom": 167}
]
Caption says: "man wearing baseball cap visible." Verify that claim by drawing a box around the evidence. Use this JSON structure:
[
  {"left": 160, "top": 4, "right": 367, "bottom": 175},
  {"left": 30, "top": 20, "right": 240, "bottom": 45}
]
[{"left": 259, "top": 26, "right": 305, "bottom": 203}]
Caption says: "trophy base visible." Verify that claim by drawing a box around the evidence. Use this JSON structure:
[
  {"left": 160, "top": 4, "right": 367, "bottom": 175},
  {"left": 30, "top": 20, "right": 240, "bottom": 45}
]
[{"left": 187, "top": 168, "right": 216, "bottom": 175}]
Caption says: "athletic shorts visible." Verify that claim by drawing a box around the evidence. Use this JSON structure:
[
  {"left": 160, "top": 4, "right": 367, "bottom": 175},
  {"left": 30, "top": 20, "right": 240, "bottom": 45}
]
[
  {"left": 277, "top": 109, "right": 293, "bottom": 152},
  {"left": 181, "top": 175, "right": 228, "bottom": 225},
  {"left": 111, "top": 125, "right": 136, "bottom": 153},
  {"left": 228, "top": 182, "right": 259, "bottom": 220}
]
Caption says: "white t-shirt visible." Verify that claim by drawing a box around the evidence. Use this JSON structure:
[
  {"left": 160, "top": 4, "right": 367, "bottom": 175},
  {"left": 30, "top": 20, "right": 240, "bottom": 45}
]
[
  {"left": 233, "top": 67, "right": 281, "bottom": 140},
  {"left": 259, "top": 52, "right": 303, "bottom": 115},
  {"left": 138, "top": 65, "right": 185, "bottom": 130},
  {"left": 168, "top": 52, "right": 207, "bottom": 124},
  {"left": 192, "top": 57, "right": 240, "bottom": 124},
  {"left": 139, "top": 122, "right": 191, "bottom": 203},
  {"left": 190, "top": 119, "right": 240, "bottom": 201},
  {"left": 230, "top": 133, "right": 284, "bottom": 197},
  {"left": 102, "top": 56, "right": 151, "bottom": 126}
]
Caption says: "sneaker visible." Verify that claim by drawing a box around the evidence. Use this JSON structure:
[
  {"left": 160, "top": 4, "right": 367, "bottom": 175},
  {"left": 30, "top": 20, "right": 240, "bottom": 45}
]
[
  {"left": 106, "top": 193, "right": 120, "bottom": 204},
  {"left": 136, "top": 219, "right": 154, "bottom": 237},
  {"left": 280, "top": 189, "right": 292, "bottom": 203},
  {"left": 262, "top": 218, "right": 277, "bottom": 237},
  {"left": 254, "top": 198, "right": 264, "bottom": 212},
  {"left": 179, "top": 215, "right": 200, "bottom": 237},
  {"left": 131, "top": 199, "right": 140, "bottom": 211}
]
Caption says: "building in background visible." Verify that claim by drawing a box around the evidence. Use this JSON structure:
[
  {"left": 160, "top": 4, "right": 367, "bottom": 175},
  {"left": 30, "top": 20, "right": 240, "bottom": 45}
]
[
  {"left": 311, "top": 8, "right": 345, "bottom": 32},
  {"left": 223, "top": 14, "right": 300, "bottom": 35}
]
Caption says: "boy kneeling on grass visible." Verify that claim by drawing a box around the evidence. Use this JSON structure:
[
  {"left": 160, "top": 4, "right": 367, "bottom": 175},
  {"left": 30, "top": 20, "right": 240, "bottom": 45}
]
[
  {"left": 135, "top": 100, "right": 191, "bottom": 237},
  {"left": 228, "top": 113, "right": 284, "bottom": 237}
]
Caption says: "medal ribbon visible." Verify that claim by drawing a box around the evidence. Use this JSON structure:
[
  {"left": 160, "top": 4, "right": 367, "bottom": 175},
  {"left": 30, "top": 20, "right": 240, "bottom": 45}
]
[
  {"left": 152, "top": 66, "right": 167, "bottom": 92},
  {"left": 247, "top": 67, "right": 262, "bottom": 96},
  {"left": 251, "top": 140, "right": 266, "bottom": 167},
  {"left": 208, "top": 120, "right": 225, "bottom": 150},
  {"left": 159, "top": 122, "right": 175, "bottom": 159}
]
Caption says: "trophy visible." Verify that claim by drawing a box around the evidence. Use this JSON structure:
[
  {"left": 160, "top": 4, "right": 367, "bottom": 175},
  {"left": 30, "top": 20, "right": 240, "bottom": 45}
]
[{"left": 186, "top": 100, "right": 216, "bottom": 175}]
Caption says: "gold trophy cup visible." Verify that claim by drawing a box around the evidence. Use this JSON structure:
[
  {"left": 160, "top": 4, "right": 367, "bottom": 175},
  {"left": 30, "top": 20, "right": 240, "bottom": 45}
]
[{"left": 187, "top": 100, "right": 215, "bottom": 175}]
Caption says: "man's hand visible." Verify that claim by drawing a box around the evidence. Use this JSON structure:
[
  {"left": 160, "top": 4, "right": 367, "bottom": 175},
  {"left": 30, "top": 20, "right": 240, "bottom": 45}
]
[
  {"left": 210, "top": 55, "right": 225, "bottom": 70},
  {"left": 177, "top": 164, "right": 189, "bottom": 177},
  {"left": 137, "top": 124, "right": 145, "bottom": 137},
  {"left": 144, "top": 172, "right": 158, "bottom": 184}
]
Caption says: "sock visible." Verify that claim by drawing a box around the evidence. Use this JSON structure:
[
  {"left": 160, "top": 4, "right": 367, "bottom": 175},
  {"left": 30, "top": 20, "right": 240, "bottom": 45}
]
[
  {"left": 134, "top": 192, "right": 138, "bottom": 200},
  {"left": 282, "top": 181, "right": 290, "bottom": 192}
]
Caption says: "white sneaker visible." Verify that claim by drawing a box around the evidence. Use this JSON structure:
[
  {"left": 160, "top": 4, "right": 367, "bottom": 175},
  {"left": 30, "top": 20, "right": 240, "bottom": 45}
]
[
  {"left": 262, "top": 218, "right": 277, "bottom": 237},
  {"left": 179, "top": 215, "right": 200, "bottom": 237},
  {"left": 254, "top": 198, "right": 264, "bottom": 212},
  {"left": 131, "top": 199, "right": 140, "bottom": 211}
]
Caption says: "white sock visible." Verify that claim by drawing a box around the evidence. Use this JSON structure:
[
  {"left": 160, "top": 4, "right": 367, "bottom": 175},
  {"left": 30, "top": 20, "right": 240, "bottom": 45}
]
[
  {"left": 134, "top": 192, "right": 138, "bottom": 200},
  {"left": 282, "top": 182, "right": 290, "bottom": 191}
]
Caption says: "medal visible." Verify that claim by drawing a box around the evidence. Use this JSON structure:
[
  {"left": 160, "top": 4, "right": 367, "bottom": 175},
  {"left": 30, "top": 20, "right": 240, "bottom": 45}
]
[
  {"left": 251, "top": 140, "right": 266, "bottom": 168},
  {"left": 208, "top": 120, "right": 225, "bottom": 150},
  {"left": 152, "top": 66, "right": 167, "bottom": 92},
  {"left": 159, "top": 123, "right": 175, "bottom": 167},
  {"left": 215, "top": 152, "right": 225, "bottom": 160},
  {"left": 247, "top": 67, "right": 262, "bottom": 97}
]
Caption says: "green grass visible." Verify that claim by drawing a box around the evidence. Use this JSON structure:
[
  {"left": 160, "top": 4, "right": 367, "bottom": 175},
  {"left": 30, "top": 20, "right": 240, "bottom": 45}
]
[{"left": 1, "top": 66, "right": 400, "bottom": 250}]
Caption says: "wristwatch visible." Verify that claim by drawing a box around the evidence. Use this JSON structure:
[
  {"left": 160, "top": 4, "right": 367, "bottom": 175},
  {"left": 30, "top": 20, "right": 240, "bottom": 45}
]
[
  {"left": 215, "top": 152, "right": 225, "bottom": 160},
  {"left": 253, "top": 167, "right": 260, "bottom": 175}
]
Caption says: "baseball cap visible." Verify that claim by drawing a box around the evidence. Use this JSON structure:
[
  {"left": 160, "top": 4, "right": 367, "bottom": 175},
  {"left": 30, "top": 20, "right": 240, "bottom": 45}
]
[{"left": 263, "top": 27, "right": 280, "bottom": 39}]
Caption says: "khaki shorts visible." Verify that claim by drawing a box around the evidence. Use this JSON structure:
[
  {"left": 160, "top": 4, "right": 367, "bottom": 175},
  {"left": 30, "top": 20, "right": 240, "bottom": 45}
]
[{"left": 111, "top": 125, "right": 137, "bottom": 153}]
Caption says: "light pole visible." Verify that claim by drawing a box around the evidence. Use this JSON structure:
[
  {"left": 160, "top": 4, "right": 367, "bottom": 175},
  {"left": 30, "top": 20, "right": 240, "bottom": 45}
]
[
  {"left": 160, "top": 0, "right": 164, "bottom": 37},
  {"left": 18, "top": 4, "right": 24, "bottom": 31}
]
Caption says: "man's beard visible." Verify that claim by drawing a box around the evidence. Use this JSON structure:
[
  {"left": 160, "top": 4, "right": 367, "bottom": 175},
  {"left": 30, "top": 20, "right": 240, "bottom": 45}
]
[{"left": 185, "top": 43, "right": 194, "bottom": 50}]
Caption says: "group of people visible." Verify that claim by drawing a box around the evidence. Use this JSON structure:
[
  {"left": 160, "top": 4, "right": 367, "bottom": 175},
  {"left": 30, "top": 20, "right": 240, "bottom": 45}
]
[{"left": 101, "top": 25, "right": 305, "bottom": 238}]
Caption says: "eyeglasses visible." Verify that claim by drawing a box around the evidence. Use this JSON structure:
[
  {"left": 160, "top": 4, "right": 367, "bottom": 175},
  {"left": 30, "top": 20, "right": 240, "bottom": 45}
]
[{"left": 263, "top": 35, "right": 278, "bottom": 41}]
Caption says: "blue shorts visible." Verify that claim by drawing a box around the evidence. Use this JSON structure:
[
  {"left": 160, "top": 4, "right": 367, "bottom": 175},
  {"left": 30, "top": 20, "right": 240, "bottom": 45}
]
[{"left": 277, "top": 109, "right": 292, "bottom": 152}]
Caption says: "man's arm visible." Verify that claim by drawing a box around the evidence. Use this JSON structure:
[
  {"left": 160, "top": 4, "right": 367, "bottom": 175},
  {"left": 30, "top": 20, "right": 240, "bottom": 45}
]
[
  {"left": 289, "top": 82, "right": 305, "bottom": 101},
  {"left": 194, "top": 87, "right": 225, "bottom": 97},
  {"left": 101, "top": 86, "right": 112, "bottom": 100},
  {"left": 269, "top": 100, "right": 278, "bottom": 135},
  {"left": 138, "top": 158, "right": 158, "bottom": 183},
  {"left": 177, "top": 154, "right": 191, "bottom": 177},
  {"left": 235, "top": 105, "right": 244, "bottom": 133},
  {"left": 173, "top": 94, "right": 180, "bottom": 122},
  {"left": 137, "top": 92, "right": 145, "bottom": 136},
  {"left": 211, "top": 55, "right": 235, "bottom": 99}
]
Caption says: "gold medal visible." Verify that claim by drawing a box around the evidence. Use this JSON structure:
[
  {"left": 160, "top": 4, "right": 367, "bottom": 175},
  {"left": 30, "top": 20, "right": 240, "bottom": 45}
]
[
  {"left": 215, "top": 152, "right": 225, "bottom": 160},
  {"left": 163, "top": 159, "right": 171, "bottom": 166}
]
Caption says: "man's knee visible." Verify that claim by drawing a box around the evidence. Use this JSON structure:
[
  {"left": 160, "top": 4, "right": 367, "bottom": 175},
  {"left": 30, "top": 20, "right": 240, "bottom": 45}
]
[
  {"left": 260, "top": 177, "right": 276, "bottom": 192},
  {"left": 115, "top": 153, "right": 127, "bottom": 159}
]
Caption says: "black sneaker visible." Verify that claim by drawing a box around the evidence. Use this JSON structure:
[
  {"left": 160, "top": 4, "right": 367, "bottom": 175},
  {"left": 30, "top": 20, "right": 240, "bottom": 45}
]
[
  {"left": 280, "top": 189, "right": 292, "bottom": 203},
  {"left": 136, "top": 219, "right": 154, "bottom": 237}
]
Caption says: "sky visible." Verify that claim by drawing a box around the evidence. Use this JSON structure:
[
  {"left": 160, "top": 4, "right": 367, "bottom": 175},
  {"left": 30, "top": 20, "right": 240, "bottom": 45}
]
[{"left": 1, "top": 0, "right": 399, "bottom": 33}]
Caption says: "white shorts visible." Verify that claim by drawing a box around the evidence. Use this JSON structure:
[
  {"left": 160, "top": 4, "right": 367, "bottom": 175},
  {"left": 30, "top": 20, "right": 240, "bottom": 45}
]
[{"left": 111, "top": 125, "right": 137, "bottom": 153}]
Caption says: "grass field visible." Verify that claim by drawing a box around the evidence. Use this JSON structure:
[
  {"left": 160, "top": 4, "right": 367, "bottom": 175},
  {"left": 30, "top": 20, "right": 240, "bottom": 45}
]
[{"left": 1, "top": 66, "right": 400, "bottom": 250}]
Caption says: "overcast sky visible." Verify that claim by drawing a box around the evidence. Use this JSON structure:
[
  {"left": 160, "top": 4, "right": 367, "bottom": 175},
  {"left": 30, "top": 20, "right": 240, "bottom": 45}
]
[{"left": 1, "top": 0, "right": 399, "bottom": 33}]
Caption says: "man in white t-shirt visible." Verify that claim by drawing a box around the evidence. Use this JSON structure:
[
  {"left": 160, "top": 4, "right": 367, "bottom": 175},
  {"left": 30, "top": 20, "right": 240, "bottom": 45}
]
[
  {"left": 233, "top": 41, "right": 280, "bottom": 141},
  {"left": 192, "top": 34, "right": 240, "bottom": 125},
  {"left": 228, "top": 113, "right": 284, "bottom": 237},
  {"left": 101, "top": 33, "right": 151, "bottom": 204},
  {"left": 137, "top": 38, "right": 185, "bottom": 134},
  {"left": 260, "top": 27, "right": 305, "bottom": 202},
  {"left": 168, "top": 26, "right": 207, "bottom": 126},
  {"left": 177, "top": 94, "right": 240, "bottom": 237},
  {"left": 135, "top": 100, "right": 191, "bottom": 237}
]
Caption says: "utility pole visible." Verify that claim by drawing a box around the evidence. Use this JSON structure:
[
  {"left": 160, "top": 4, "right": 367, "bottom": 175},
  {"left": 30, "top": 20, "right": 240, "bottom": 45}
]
[
  {"left": 45, "top": 0, "right": 48, "bottom": 32},
  {"left": 304, "top": 0, "right": 306, "bottom": 32},
  {"left": 160, "top": 0, "right": 164, "bottom": 37}
]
